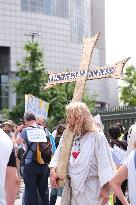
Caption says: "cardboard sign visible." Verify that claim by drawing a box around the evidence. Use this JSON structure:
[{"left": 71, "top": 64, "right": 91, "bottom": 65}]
[
  {"left": 25, "top": 94, "right": 49, "bottom": 119},
  {"left": 45, "top": 58, "right": 130, "bottom": 89},
  {"left": 27, "top": 128, "right": 47, "bottom": 142}
]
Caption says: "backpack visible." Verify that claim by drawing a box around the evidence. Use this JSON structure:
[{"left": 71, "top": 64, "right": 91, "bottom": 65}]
[
  {"left": 22, "top": 127, "right": 52, "bottom": 165},
  {"left": 36, "top": 136, "right": 52, "bottom": 164}
]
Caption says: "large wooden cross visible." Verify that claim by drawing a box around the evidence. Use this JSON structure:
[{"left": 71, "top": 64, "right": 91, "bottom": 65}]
[{"left": 45, "top": 33, "right": 130, "bottom": 186}]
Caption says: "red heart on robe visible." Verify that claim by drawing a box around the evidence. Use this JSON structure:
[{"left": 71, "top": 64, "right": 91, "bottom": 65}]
[{"left": 72, "top": 151, "right": 80, "bottom": 159}]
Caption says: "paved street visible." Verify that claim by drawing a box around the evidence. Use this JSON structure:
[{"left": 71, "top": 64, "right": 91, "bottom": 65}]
[{"left": 15, "top": 179, "right": 61, "bottom": 205}]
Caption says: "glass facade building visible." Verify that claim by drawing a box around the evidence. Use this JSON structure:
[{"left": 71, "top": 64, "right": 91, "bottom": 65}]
[
  {"left": 21, "top": 0, "right": 91, "bottom": 44},
  {"left": 0, "top": 0, "right": 115, "bottom": 112}
]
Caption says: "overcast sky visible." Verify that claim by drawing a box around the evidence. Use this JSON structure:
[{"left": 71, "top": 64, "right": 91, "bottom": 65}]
[{"left": 105, "top": 0, "right": 136, "bottom": 66}]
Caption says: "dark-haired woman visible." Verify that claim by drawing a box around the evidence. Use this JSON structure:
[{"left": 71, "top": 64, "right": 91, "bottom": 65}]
[{"left": 108, "top": 125, "right": 128, "bottom": 205}]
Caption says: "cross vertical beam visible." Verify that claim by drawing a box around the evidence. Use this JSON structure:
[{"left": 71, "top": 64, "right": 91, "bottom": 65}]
[
  {"left": 73, "top": 33, "right": 100, "bottom": 102},
  {"left": 56, "top": 33, "right": 100, "bottom": 185}
]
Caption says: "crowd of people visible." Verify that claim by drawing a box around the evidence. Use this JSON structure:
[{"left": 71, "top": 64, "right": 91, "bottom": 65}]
[{"left": 0, "top": 101, "right": 136, "bottom": 205}]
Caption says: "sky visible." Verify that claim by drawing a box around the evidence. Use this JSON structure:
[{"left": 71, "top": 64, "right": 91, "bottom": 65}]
[{"left": 105, "top": 0, "right": 136, "bottom": 67}]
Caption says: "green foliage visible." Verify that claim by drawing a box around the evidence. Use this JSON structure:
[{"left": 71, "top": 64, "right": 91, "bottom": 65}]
[
  {"left": 9, "top": 40, "right": 96, "bottom": 130},
  {"left": 1, "top": 108, "right": 10, "bottom": 120},
  {"left": 9, "top": 40, "right": 48, "bottom": 122},
  {"left": 120, "top": 65, "right": 136, "bottom": 105},
  {"left": 9, "top": 99, "right": 25, "bottom": 123},
  {"left": 13, "top": 41, "right": 48, "bottom": 96}
]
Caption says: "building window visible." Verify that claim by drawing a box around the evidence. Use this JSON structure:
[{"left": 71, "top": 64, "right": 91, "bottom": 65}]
[
  {"left": 0, "top": 75, "right": 9, "bottom": 109},
  {"left": 21, "top": 0, "right": 68, "bottom": 18}
]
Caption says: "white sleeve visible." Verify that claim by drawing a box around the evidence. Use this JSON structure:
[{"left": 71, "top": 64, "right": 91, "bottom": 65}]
[
  {"left": 52, "top": 129, "right": 57, "bottom": 138},
  {"left": 96, "top": 132, "right": 115, "bottom": 187},
  {"left": 49, "top": 136, "right": 63, "bottom": 168},
  {"left": 124, "top": 155, "right": 129, "bottom": 168}
]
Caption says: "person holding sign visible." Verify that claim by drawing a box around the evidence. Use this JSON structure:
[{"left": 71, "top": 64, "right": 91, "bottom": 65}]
[
  {"left": 50, "top": 102, "right": 115, "bottom": 205},
  {"left": 14, "top": 112, "right": 51, "bottom": 205}
]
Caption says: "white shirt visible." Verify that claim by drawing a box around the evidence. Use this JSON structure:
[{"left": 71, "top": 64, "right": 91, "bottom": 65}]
[
  {"left": 124, "top": 150, "right": 136, "bottom": 205},
  {"left": 0, "top": 129, "right": 13, "bottom": 205},
  {"left": 52, "top": 129, "right": 57, "bottom": 138}
]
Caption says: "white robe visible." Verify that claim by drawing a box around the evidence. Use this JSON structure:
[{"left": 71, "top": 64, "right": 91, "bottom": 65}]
[
  {"left": 124, "top": 150, "right": 136, "bottom": 205},
  {"left": 50, "top": 131, "right": 115, "bottom": 205}
]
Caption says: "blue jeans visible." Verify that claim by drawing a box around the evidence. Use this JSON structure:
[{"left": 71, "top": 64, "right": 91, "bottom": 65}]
[{"left": 23, "top": 162, "right": 49, "bottom": 205}]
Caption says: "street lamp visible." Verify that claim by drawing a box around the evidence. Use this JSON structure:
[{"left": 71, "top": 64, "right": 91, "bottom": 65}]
[{"left": 24, "top": 32, "right": 41, "bottom": 41}]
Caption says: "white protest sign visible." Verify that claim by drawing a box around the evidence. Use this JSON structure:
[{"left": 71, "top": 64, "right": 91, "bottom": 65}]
[
  {"left": 113, "top": 145, "right": 127, "bottom": 164},
  {"left": 27, "top": 128, "right": 47, "bottom": 142},
  {"left": 25, "top": 94, "right": 49, "bottom": 119}
]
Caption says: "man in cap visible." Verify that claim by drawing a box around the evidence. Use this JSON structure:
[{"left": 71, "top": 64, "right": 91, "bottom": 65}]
[{"left": 2, "top": 120, "right": 13, "bottom": 139}]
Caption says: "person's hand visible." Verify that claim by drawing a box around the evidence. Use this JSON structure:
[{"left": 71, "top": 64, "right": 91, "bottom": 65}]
[
  {"left": 50, "top": 169, "right": 59, "bottom": 188},
  {"left": 15, "top": 125, "right": 25, "bottom": 135},
  {"left": 99, "top": 187, "right": 109, "bottom": 205}
]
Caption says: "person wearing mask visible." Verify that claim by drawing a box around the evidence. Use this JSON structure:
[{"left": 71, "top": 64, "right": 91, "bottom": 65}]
[{"left": 0, "top": 128, "right": 13, "bottom": 205}]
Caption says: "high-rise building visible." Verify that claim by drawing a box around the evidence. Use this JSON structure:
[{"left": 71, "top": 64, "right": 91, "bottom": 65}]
[{"left": 0, "top": 0, "right": 115, "bottom": 111}]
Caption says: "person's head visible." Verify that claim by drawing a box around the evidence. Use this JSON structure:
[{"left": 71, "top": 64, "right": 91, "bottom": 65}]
[
  {"left": 114, "top": 122, "right": 125, "bottom": 134},
  {"left": 56, "top": 124, "right": 66, "bottom": 136},
  {"left": 127, "top": 123, "right": 136, "bottom": 154},
  {"left": 36, "top": 116, "right": 46, "bottom": 127},
  {"left": 108, "top": 125, "right": 121, "bottom": 140},
  {"left": 24, "top": 112, "right": 36, "bottom": 127},
  {"left": 66, "top": 101, "right": 98, "bottom": 136},
  {"left": 2, "top": 121, "right": 12, "bottom": 134}
]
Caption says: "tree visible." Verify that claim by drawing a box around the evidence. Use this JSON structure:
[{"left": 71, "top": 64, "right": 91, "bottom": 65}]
[
  {"left": 9, "top": 40, "right": 96, "bottom": 129},
  {"left": 120, "top": 65, "right": 136, "bottom": 105},
  {"left": 9, "top": 40, "right": 48, "bottom": 122}
]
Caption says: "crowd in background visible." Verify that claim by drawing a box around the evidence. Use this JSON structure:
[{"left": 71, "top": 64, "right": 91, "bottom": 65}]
[
  {"left": 0, "top": 103, "right": 136, "bottom": 205},
  {"left": 0, "top": 115, "right": 65, "bottom": 205}
]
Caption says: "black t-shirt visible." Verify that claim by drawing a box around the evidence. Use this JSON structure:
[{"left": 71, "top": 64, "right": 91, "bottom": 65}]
[{"left": 7, "top": 148, "right": 16, "bottom": 167}]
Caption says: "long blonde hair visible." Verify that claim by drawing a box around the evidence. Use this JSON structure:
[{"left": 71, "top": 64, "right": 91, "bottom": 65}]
[{"left": 66, "top": 101, "right": 98, "bottom": 136}]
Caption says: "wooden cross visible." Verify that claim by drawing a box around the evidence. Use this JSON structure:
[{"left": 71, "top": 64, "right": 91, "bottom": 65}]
[{"left": 45, "top": 33, "right": 130, "bottom": 186}]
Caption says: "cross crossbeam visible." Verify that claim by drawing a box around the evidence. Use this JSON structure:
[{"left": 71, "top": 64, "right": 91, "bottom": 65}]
[{"left": 45, "top": 58, "right": 130, "bottom": 89}]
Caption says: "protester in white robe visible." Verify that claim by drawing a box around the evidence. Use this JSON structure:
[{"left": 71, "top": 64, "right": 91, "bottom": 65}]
[
  {"left": 110, "top": 123, "right": 136, "bottom": 205},
  {"left": 50, "top": 102, "right": 115, "bottom": 205},
  {"left": 0, "top": 128, "right": 13, "bottom": 205}
]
